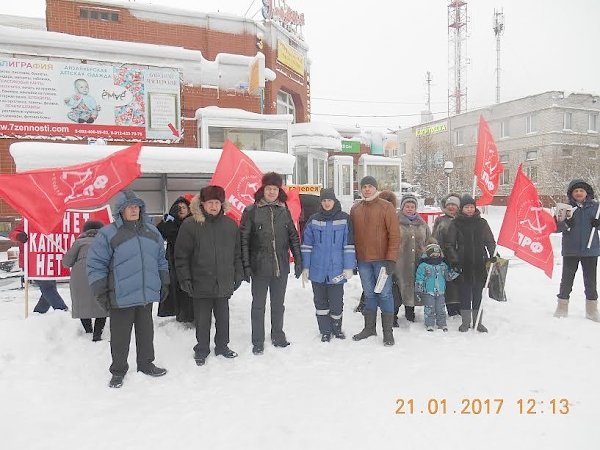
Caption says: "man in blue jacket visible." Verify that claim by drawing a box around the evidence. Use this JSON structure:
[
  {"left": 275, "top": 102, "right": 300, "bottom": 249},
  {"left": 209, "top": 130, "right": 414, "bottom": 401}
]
[
  {"left": 87, "top": 190, "right": 170, "bottom": 388},
  {"left": 554, "top": 179, "right": 600, "bottom": 321}
]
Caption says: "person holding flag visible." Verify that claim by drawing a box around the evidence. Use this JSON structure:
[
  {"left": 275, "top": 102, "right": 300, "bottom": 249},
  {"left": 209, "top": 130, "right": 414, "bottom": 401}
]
[
  {"left": 554, "top": 179, "right": 600, "bottom": 321},
  {"left": 445, "top": 194, "right": 496, "bottom": 332}
]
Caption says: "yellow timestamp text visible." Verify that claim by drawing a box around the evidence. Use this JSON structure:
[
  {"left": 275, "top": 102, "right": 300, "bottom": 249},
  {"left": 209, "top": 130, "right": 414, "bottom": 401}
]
[{"left": 395, "top": 398, "right": 570, "bottom": 415}]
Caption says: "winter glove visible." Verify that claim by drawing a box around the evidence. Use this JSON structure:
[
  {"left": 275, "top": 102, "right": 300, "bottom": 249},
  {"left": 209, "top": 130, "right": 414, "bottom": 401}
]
[
  {"left": 564, "top": 217, "right": 575, "bottom": 228},
  {"left": 301, "top": 268, "right": 309, "bottom": 284},
  {"left": 180, "top": 280, "right": 194, "bottom": 297},
  {"left": 160, "top": 283, "right": 169, "bottom": 303},
  {"left": 163, "top": 214, "right": 175, "bottom": 223},
  {"left": 15, "top": 232, "right": 28, "bottom": 243},
  {"left": 96, "top": 294, "right": 110, "bottom": 311},
  {"left": 243, "top": 266, "right": 252, "bottom": 283},
  {"left": 451, "top": 264, "right": 462, "bottom": 273},
  {"left": 383, "top": 260, "right": 396, "bottom": 276},
  {"left": 343, "top": 269, "right": 354, "bottom": 280},
  {"left": 592, "top": 218, "right": 600, "bottom": 228},
  {"left": 294, "top": 263, "right": 303, "bottom": 279}
]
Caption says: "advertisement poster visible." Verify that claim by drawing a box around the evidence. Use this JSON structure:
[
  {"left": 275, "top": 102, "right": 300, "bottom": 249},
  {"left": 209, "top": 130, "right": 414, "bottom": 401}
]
[
  {"left": 0, "top": 58, "right": 182, "bottom": 141},
  {"left": 24, "top": 206, "right": 112, "bottom": 280}
]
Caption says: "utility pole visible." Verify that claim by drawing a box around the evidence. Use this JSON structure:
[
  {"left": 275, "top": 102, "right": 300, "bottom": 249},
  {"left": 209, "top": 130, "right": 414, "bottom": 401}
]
[{"left": 425, "top": 71, "right": 432, "bottom": 112}]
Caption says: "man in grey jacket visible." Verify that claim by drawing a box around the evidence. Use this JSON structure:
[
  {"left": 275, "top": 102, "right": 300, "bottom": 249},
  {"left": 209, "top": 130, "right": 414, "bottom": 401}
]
[{"left": 87, "top": 190, "right": 170, "bottom": 388}]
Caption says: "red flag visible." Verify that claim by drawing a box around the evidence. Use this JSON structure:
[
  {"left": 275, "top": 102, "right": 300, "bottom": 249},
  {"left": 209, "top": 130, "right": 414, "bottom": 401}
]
[
  {"left": 498, "top": 165, "right": 556, "bottom": 278},
  {"left": 474, "top": 116, "right": 504, "bottom": 205},
  {"left": 210, "top": 140, "right": 301, "bottom": 226},
  {"left": 0, "top": 143, "right": 141, "bottom": 234},
  {"left": 211, "top": 140, "right": 264, "bottom": 224}
]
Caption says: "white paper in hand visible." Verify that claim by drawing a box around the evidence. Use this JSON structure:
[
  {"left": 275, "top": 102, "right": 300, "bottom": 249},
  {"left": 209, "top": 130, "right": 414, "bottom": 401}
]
[{"left": 374, "top": 266, "right": 388, "bottom": 294}]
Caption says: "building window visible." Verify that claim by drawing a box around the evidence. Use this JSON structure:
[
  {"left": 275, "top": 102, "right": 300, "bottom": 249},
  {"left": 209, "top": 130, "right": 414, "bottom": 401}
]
[
  {"left": 499, "top": 153, "right": 510, "bottom": 185},
  {"left": 563, "top": 112, "right": 573, "bottom": 130},
  {"left": 589, "top": 113, "right": 598, "bottom": 132},
  {"left": 454, "top": 128, "right": 463, "bottom": 146},
  {"left": 562, "top": 148, "right": 573, "bottom": 158},
  {"left": 525, "top": 166, "right": 538, "bottom": 183},
  {"left": 500, "top": 119, "right": 510, "bottom": 138},
  {"left": 80, "top": 8, "right": 119, "bottom": 22},
  {"left": 525, "top": 149, "right": 538, "bottom": 161},
  {"left": 526, "top": 114, "right": 536, "bottom": 134},
  {"left": 398, "top": 142, "right": 406, "bottom": 156},
  {"left": 589, "top": 150, "right": 597, "bottom": 159},
  {"left": 277, "top": 91, "right": 296, "bottom": 122}
]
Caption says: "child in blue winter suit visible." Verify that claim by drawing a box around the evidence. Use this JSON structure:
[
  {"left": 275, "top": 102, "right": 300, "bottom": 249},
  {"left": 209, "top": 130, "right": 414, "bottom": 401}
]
[
  {"left": 415, "top": 242, "right": 459, "bottom": 332},
  {"left": 301, "top": 188, "right": 356, "bottom": 341}
]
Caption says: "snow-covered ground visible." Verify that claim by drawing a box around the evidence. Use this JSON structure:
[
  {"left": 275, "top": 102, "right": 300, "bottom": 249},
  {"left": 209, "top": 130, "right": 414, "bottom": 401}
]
[{"left": 0, "top": 206, "right": 597, "bottom": 450}]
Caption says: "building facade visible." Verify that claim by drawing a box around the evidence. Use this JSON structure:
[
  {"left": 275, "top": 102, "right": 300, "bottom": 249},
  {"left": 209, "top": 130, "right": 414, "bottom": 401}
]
[
  {"left": 0, "top": 0, "right": 311, "bottom": 225},
  {"left": 397, "top": 91, "right": 600, "bottom": 204}
]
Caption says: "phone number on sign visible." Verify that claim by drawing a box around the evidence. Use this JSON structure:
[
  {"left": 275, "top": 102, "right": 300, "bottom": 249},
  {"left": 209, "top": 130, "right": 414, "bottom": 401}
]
[{"left": 395, "top": 398, "right": 571, "bottom": 415}]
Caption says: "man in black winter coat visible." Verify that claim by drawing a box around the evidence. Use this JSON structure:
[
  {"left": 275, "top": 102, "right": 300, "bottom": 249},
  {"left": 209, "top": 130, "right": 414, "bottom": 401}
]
[
  {"left": 240, "top": 172, "right": 302, "bottom": 355},
  {"left": 174, "top": 186, "right": 243, "bottom": 366},
  {"left": 157, "top": 196, "right": 193, "bottom": 322}
]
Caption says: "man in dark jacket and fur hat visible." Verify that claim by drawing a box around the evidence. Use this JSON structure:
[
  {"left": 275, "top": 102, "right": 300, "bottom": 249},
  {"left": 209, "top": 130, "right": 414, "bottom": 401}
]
[
  {"left": 175, "top": 185, "right": 243, "bottom": 366},
  {"left": 554, "top": 179, "right": 600, "bottom": 321},
  {"left": 240, "top": 172, "right": 302, "bottom": 355},
  {"left": 157, "top": 196, "right": 193, "bottom": 322}
]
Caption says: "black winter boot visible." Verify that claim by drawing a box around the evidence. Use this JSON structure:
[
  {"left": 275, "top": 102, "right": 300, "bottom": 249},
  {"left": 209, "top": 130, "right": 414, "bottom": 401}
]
[
  {"left": 352, "top": 311, "right": 377, "bottom": 341},
  {"left": 472, "top": 310, "right": 488, "bottom": 332},
  {"left": 405, "top": 306, "right": 415, "bottom": 322},
  {"left": 80, "top": 319, "right": 93, "bottom": 334},
  {"left": 381, "top": 313, "right": 395, "bottom": 346},
  {"left": 459, "top": 309, "right": 471, "bottom": 332},
  {"left": 354, "top": 293, "right": 365, "bottom": 313},
  {"left": 332, "top": 318, "right": 346, "bottom": 339},
  {"left": 92, "top": 317, "right": 106, "bottom": 341}
]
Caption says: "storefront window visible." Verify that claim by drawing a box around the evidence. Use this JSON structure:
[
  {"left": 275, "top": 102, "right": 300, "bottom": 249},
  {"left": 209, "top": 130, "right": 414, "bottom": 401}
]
[
  {"left": 365, "top": 165, "right": 400, "bottom": 192},
  {"left": 296, "top": 154, "right": 308, "bottom": 184},
  {"left": 207, "top": 126, "right": 288, "bottom": 152}
]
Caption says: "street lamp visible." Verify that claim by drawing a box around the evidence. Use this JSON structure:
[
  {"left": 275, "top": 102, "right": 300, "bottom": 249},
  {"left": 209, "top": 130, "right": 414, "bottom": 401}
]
[{"left": 443, "top": 161, "right": 454, "bottom": 194}]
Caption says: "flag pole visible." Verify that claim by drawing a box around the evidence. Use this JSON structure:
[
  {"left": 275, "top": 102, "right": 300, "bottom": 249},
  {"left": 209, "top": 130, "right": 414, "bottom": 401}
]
[
  {"left": 472, "top": 175, "right": 477, "bottom": 199},
  {"left": 474, "top": 261, "right": 495, "bottom": 331},
  {"left": 587, "top": 203, "right": 600, "bottom": 249},
  {"left": 24, "top": 278, "right": 29, "bottom": 319}
]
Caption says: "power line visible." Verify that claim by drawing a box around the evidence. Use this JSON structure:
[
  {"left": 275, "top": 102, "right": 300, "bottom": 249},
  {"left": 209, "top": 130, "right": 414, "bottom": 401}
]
[
  {"left": 311, "top": 96, "right": 446, "bottom": 105},
  {"left": 311, "top": 111, "right": 447, "bottom": 118}
]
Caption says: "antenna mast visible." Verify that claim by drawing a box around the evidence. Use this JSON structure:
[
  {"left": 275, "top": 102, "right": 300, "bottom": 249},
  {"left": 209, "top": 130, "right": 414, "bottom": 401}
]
[
  {"left": 448, "top": 0, "right": 468, "bottom": 116},
  {"left": 493, "top": 9, "right": 505, "bottom": 103}
]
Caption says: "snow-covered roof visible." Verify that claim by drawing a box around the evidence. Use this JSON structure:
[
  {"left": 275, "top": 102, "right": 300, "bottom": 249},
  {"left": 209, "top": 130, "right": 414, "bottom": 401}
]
[
  {"left": 195, "top": 107, "right": 292, "bottom": 124},
  {"left": 0, "top": 14, "right": 46, "bottom": 30},
  {"left": 9, "top": 142, "right": 296, "bottom": 175},
  {"left": 358, "top": 154, "right": 402, "bottom": 165},
  {"left": 75, "top": 0, "right": 265, "bottom": 33},
  {"left": 291, "top": 122, "right": 341, "bottom": 150},
  {"left": 0, "top": 26, "right": 275, "bottom": 90}
]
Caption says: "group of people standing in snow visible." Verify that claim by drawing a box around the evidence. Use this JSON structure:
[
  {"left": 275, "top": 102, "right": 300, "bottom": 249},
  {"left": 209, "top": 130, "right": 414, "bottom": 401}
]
[{"left": 9, "top": 172, "right": 599, "bottom": 389}]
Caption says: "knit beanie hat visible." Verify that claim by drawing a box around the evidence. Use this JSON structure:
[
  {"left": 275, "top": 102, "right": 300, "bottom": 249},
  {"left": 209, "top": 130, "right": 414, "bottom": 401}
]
[
  {"left": 567, "top": 179, "right": 594, "bottom": 199},
  {"left": 400, "top": 194, "right": 418, "bottom": 209},
  {"left": 261, "top": 172, "right": 283, "bottom": 188},
  {"left": 444, "top": 195, "right": 460, "bottom": 208},
  {"left": 460, "top": 194, "right": 476, "bottom": 209},
  {"left": 83, "top": 220, "right": 104, "bottom": 232},
  {"left": 320, "top": 188, "right": 337, "bottom": 201},
  {"left": 360, "top": 176, "right": 378, "bottom": 189},
  {"left": 425, "top": 243, "right": 442, "bottom": 257},
  {"left": 200, "top": 185, "right": 226, "bottom": 203}
]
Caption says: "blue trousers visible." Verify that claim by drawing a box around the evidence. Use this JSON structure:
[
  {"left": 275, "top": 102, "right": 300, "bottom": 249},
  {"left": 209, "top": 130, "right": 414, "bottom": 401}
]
[
  {"left": 422, "top": 293, "right": 447, "bottom": 328},
  {"left": 357, "top": 261, "right": 394, "bottom": 313},
  {"left": 311, "top": 282, "right": 344, "bottom": 334},
  {"left": 33, "top": 280, "right": 68, "bottom": 313}
]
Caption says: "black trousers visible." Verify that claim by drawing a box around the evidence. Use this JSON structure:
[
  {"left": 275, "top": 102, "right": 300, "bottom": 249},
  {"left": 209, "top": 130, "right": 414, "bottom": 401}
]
[
  {"left": 109, "top": 304, "right": 155, "bottom": 376},
  {"left": 459, "top": 278, "right": 485, "bottom": 311},
  {"left": 558, "top": 256, "right": 598, "bottom": 300},
  {"left": 251, "top": 275, "right": 288, "bottom": 345},
  {"left": 192, "top": 297, "right": 230, "bottom": 358}
]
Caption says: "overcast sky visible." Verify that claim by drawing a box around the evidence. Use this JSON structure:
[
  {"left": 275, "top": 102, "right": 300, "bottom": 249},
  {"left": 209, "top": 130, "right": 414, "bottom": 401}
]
[{"left": 3, "top": 0, "right": 600, "bottom": 129}]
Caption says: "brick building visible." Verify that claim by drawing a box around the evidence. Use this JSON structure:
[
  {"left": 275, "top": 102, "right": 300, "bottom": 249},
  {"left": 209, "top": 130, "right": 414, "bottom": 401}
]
[{"left": 0, "top": 0, "right": 310, "bottom": 228}]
